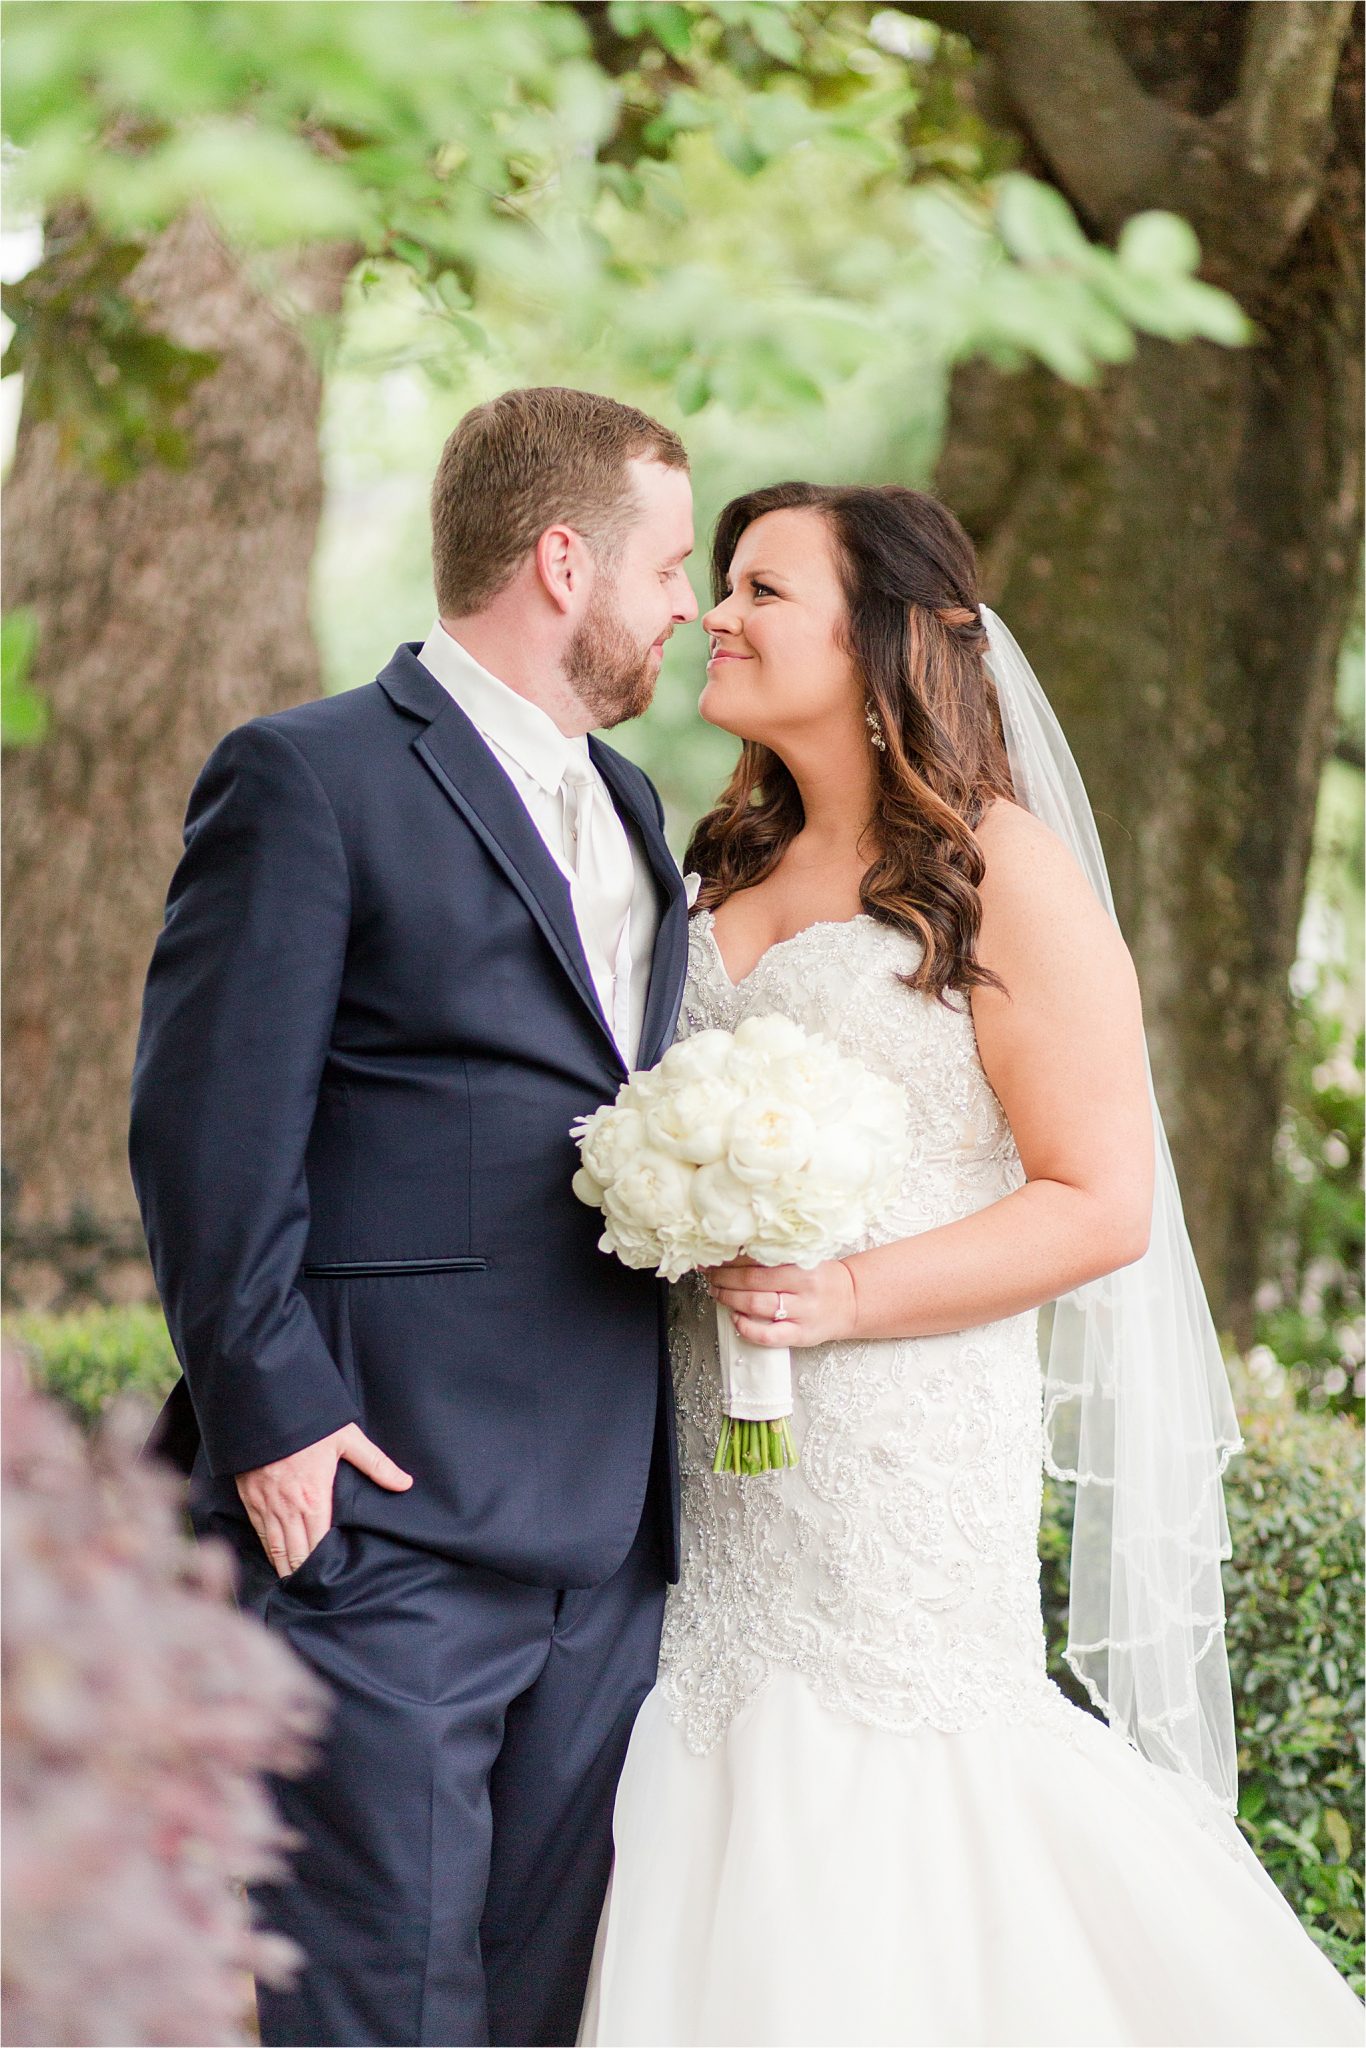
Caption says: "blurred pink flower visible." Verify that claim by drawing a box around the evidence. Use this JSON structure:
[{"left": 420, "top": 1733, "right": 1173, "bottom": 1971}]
[{"left": 1, "top": 1347, "right": 331, "bottom": 2046}]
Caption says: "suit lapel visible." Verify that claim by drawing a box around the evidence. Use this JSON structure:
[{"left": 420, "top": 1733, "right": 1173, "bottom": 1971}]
[
  {"left": 378, "top": 645, "right": 689, "bottom": 1075},
  {"left": 589, "top": 738, "right": 689, "bottom": 1071},
  {"left": 379, "top": 647, "right": 618, "bottom": 1061}
]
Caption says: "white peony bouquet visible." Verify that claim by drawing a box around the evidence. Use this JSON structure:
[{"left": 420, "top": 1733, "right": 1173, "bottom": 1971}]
[{"left": 570, "top": 1015, "right": 911, "bottom": 1474}]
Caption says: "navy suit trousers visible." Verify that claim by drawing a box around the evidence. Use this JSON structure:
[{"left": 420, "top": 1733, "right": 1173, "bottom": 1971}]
[{"left": 218, "top": 1498, "right": 667, "bottom": 2047}]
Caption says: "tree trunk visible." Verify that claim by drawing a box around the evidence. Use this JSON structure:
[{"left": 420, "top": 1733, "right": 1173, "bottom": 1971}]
[
  {"left": 2, "top": 212, "right": 354, "bottom": 1308},
  {"left": 920, "top": 2, "right": 1363, "bottom": 1340}
]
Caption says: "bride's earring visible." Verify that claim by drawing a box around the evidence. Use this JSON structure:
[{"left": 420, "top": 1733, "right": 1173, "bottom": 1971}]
[{"left": 865, "top": 704, "right": 887, "bottom": 752}]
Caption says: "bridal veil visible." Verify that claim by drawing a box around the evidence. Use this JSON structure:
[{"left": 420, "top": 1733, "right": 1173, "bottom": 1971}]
[{"left": 981, "top": 605, "right": 1243, "bottom": 1815}]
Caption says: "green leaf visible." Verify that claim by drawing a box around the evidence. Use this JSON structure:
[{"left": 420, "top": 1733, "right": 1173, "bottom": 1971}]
[
  {"left": 432, "top": 268, "right": 472, "bottom": 312},
  {"left": 1117, "top": 210, "right": 1202, "bottom": 279},
  {"left": 1, "top": 609, "right": 47, "bottom": 748},
  {"left": 1173, "top": 278, "right": 1255, "bottom": 347},
  {"left": 715, "top": 121, "right": 768, "bottom": 178},
  {"left": 598, "top": 162, "right": 645, "bottom": 209},
  {"left": 735, "top": 4, "right": 805, "bottom": 67},
  {"left": 1098, "top": 265, "right": 1253, "bottom": 346},
  {"left": 995, "top": 174, "right": 1092, "bottom": 264},
  {"left": 1324, "top": 1808, "right": 1354, "bottom": 1862},
  {"left": 447, "top": 311, "right": 489, "bottom": 351},
  {"left": 390, "top": 235, "right": 433, "bottom": 279},
  {"left": 640, "top": 4, "right": 695, "bottom": 62},
  {"left": 606, "top": 2, "right": 648, "bottom": 37}
]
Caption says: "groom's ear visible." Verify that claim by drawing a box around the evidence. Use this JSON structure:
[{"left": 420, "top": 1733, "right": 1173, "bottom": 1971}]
[{"left": 535, "top": 524, "right": 586, "bottom": 615}]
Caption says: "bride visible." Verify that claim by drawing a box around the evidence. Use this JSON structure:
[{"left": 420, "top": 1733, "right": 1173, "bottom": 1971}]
[{"left": 578, "top": 482, "right": 1362, "bottom": 2047}]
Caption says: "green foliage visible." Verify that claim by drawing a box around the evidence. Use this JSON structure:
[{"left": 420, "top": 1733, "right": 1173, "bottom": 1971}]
[
  {"left": 1253, "top": 616, "right": 1364, "bottom": 1416},
  {"left": 1040, "top": 1390, "right": 1365, "bottom": 1992},
  {"left": 1, "top": 607, "right": 47, "bottom": 747},
  {"left": 1255, "top": 994, "right": 1364, "bottom": 1417},
  {"left": 8, "top": 1304, "right": 180, "bottom": 1425},
  {"left": 1302, "top": 610, "right": 1366, "bottom": 1023},
  {"left": 2, "top": 1, "right": 598, "bottom": 248},
  {"left": 609, "top": 0, "right": 808, "bottom": 72},
  {"left": 3, "top": 0, "right": 615, "bottom": 472},
  {"left": 4, "top": 0, "right": 1253, "bottom": 480},
  {"left": 1224, "top": 1402, "right": 1365, "bottom": 1990},
  {"left": 2, "top": 217, "right": 217, "bottom": 481},
  {"left": 990, "top": 176, "right": 1253, "bottom": 376}
]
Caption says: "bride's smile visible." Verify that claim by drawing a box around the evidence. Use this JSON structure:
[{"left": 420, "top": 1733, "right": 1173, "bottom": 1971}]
[{"left": 698, "top": 506, "right": 862, "bottom": 755}]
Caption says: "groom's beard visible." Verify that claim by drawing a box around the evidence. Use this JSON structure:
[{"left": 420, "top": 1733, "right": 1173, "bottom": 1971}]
[{"left": 565, "top": 580, "right": 659, "bottom": 729}]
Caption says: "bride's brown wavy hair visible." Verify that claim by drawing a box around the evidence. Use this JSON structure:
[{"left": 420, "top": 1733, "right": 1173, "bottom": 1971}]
[{"left": 685, "top": 481, "right": 1016, "bottom": 1006}]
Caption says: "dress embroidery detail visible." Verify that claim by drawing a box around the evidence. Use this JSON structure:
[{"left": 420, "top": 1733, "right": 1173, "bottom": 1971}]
[{"left": 661, "top": 911, "right": 1087, "bottom": 1759}]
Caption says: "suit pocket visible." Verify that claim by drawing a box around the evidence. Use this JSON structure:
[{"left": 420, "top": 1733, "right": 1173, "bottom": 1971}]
[
  {"left": 300, "top": 1257, "right": 488, "bottom": 1277},
  {"left": 269, "top": 1520, "right": 348, "bottom": 1599}
]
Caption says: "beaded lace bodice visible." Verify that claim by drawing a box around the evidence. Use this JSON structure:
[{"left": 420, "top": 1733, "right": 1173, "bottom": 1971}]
[{"left": 659, "top": 908, "right": 1073, "bottom": 1755}]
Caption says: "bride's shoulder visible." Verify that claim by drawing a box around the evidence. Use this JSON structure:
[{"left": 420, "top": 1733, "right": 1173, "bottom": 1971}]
[
  {"left": 975, "top": 794, "right": 1056, "bottom": 851},
  {"left": 973, "top": 795, "right": 1080, "bottom": 885},
  {"left": 971, "top": 798, "right": 1121, "bottom": 956}
]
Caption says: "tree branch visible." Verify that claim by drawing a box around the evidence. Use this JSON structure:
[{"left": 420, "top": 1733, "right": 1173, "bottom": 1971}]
[
  {"left": 903, "top": 2, "right": 1202, "bottom": 235},
  {"left": 1224, "top": 0, "right": 1355, "bottom": 251}
]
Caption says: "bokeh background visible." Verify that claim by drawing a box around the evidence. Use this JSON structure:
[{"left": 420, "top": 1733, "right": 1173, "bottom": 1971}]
[{"left": 2, "top": 4, "right": 1362, "bottom": 2035}]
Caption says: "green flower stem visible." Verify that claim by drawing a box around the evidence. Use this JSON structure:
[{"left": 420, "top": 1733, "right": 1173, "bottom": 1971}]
[{"left": 710, "top": 1414, "right": 801, "bottom": 1475}]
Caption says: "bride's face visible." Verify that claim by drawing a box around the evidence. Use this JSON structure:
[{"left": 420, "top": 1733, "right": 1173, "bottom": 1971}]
[{"left": 699, "top": 508, "right": 860, "bottom": 750}]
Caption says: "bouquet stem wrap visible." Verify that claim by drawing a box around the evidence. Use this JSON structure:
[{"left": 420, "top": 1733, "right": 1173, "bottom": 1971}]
[{"left": 711, "top": 1309, "right": 797, "bottom": 1474}]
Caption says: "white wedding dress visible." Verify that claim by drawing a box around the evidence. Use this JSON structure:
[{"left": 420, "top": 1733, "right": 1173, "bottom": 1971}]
[{"left": 578, "top": 909, "right": 1362, "bottom": 2048}]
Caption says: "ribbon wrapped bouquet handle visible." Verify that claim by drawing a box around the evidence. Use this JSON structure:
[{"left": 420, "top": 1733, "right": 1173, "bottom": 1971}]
[{"left": 711, "top": 1307, "right": 797, "bottom": 1474}]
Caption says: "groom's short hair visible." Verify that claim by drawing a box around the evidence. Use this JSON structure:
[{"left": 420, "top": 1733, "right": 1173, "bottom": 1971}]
[{"left": 431, "top": 386, "right": 689, "bottom": 614}]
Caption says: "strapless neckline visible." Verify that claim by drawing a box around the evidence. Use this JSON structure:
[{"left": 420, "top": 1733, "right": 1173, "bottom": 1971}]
[{"left": 695, "top": 904, "right": 876, "bottom": 991}]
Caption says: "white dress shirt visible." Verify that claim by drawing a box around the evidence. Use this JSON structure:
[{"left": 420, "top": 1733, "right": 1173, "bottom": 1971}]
[{"left": 417, "top": 621, "right": 659, "bottom": 1068}]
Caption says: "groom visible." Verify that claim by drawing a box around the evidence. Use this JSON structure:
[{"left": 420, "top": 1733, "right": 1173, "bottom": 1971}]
[{"left": 129, "top": 387, "right": 698, "bottom": 2046}]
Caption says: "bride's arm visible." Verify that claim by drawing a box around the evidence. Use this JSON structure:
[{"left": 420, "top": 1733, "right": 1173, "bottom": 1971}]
[{"left": 710, "top": 800, "right": 1155, "bottom": 1347}]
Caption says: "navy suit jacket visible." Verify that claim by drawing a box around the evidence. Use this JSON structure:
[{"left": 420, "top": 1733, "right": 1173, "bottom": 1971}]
[{"left": 130, "top": 644, "right": 688, "bottom": 1588}]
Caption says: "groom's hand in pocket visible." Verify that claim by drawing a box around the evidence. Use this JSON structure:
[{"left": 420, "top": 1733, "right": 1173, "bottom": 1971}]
[{"left": 235, "top": 1423, "right": 414, "bottom": 1576}]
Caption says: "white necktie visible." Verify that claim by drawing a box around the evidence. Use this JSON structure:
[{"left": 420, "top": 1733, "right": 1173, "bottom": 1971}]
[{"left": 559, "top": 753, "right": 636, "bottom": 1036}]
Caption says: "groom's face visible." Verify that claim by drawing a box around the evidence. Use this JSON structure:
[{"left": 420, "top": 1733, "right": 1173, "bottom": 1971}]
[{"left": 566, "top": 459, "right": 697, "bottom": 728}]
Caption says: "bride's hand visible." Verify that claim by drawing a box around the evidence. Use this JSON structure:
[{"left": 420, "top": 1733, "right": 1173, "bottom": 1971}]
[{"left": 704, "top": 1259, "right": 858, "bottom": 1348}]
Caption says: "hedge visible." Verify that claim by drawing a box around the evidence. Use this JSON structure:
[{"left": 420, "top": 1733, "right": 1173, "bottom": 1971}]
[
  {"left": 1041, "top": 1393, "right": 1363, "bottom": 1994},
  {"left": 9, "top": 1304, "right": 180, "bottom": 1423}
]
